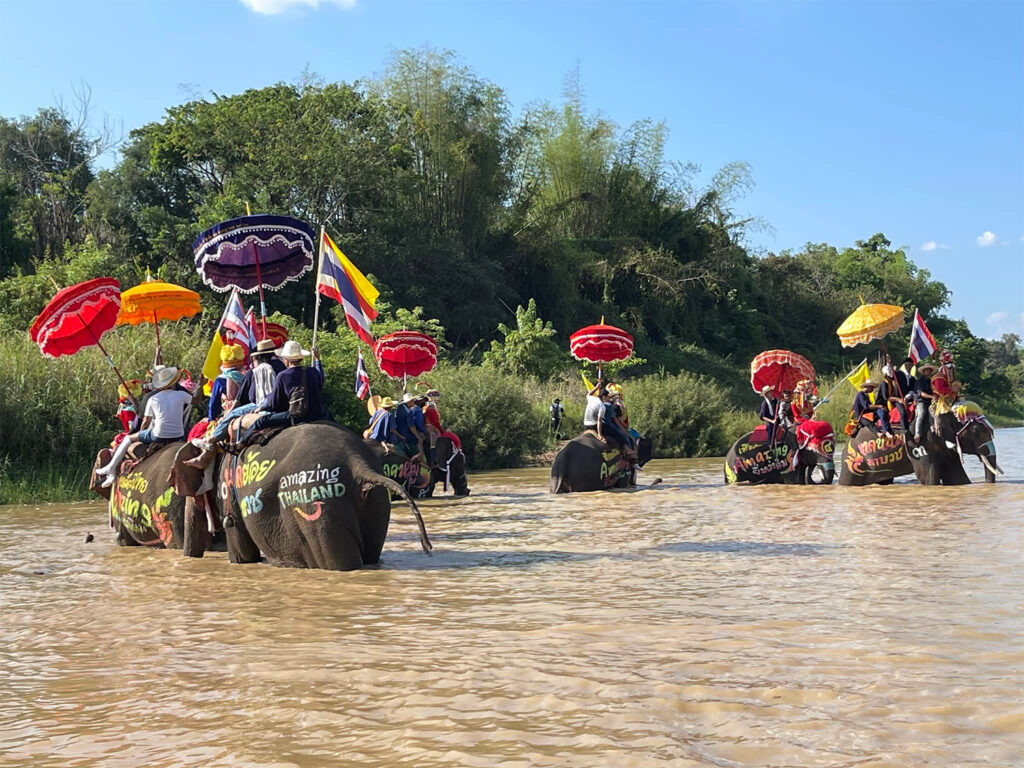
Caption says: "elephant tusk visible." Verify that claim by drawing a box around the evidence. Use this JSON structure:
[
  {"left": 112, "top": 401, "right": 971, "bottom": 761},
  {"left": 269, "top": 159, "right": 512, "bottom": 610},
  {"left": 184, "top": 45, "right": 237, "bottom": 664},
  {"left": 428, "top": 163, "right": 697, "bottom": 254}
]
[{"left": 980, "top": 455, "right": 1004, "bottom": 476}]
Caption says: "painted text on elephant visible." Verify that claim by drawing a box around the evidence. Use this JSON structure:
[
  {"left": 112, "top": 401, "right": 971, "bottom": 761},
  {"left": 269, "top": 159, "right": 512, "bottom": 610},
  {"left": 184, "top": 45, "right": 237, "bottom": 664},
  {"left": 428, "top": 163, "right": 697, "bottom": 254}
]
[
  {"left": 279, "top": 464, "right": 341, "bottom": 489},
  {"left": 111, "top": 485, "right": 174, "bottom": 545},
  {"left": 237, "top": 451, "right": 277, "bottom": 487},
  {"left": 279, "top": 483, "right": 346, "bottom": 509}
]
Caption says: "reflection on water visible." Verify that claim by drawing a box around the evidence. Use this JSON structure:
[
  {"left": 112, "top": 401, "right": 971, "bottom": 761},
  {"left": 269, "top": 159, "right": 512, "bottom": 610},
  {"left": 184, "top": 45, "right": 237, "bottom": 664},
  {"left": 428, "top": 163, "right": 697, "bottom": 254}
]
[{"left": 1, "top": 429, "right": 1023, "bottom": 767}]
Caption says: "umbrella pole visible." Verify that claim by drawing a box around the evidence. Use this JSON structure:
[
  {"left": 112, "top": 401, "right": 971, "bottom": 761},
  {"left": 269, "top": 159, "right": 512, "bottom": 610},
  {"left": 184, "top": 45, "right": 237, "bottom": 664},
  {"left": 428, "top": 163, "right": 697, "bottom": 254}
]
[
  {"left": 152, "top": 310, "right": 163, "bottom": 369},
  {"left": 252, "top": 240, "right": 268, "bottom": 336},
  {"left": 77, "top": 313, "right": 136, "bottom": 408}
]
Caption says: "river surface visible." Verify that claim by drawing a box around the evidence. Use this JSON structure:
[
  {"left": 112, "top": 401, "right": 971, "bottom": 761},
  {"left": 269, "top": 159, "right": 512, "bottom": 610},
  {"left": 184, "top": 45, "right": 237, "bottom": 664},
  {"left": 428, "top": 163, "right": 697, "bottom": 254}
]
[{"left": 2, "top": 429, "right": 1023, "bottom": 767}]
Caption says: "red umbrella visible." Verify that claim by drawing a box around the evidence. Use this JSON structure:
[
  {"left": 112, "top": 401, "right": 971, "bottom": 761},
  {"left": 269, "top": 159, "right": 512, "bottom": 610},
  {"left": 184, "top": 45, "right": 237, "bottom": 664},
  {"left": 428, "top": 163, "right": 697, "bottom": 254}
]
[
  {"left": 750, "top": 349, "right": 816, "bottom": 396},
  {"left": 253, "top": 320, "right": 289, "bottom": 348},
  {"left": 28, "top": 277, "right": 135, "bottom": 399},
  {"left": 570, "top": 322, "right": 633, "bottom": 379},
  {"left": 375, "top": 331, "right": 438, "bottom": 383}
]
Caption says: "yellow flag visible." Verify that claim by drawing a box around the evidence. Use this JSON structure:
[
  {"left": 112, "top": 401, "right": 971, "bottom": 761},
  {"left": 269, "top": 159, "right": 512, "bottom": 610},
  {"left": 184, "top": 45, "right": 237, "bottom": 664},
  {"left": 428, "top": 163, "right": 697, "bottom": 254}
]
[
  {"left": 846, "top": 360, "right": 869, "bottom": 391},
  {"left": 202, "top": 330, "right": 224, "bottom": 395},
  {"left": 581, "top": 372, "right": 595, "bottom": 393}
]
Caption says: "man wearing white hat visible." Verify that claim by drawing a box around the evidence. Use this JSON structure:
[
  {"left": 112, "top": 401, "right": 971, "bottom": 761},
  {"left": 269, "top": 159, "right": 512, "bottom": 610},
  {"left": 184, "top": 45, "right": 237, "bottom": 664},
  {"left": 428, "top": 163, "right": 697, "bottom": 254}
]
[
  {"left": 251, "top": 341, "right": 327, "bottom": 431},
  {"left": 97, "top": 366, "right": 194, "bottom": 485}
]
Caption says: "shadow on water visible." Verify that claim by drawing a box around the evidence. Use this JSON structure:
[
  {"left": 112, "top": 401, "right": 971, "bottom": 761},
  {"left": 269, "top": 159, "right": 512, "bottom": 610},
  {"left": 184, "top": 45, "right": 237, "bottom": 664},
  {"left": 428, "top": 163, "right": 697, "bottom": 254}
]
[
  {"left": 651, "top": 540, "right": 839, "bottom": 557},
  {"left": 378, "top": 548, "right": 638, "bottom": 571}
]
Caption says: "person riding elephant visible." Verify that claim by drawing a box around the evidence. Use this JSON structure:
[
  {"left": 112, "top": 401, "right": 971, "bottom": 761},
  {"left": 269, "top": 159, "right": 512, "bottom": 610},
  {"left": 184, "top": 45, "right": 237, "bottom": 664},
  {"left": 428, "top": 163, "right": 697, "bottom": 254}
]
[
  {"left": 934, "top": 402, "right": 1003, "bottom": 483},
  {"left": 852, "top": 380, "right": 893, "bottom": 439},
  {"left": 550, "top": 432, "right": 654, "bottom": 493},
  {"left": 95, "top": 366, "right": 199, "bottom": 488},
  {"left": 913, "top": 361, "right": 937, "bottom": 441},
  {"left": 368, "top": 434, "right": 470, "bottom": 499},
  {"left": 251, "top": 341, "right": 327, "bottom": 432},
  {"left": 167, "top": 422, "right": 432, "bottom": 570}
]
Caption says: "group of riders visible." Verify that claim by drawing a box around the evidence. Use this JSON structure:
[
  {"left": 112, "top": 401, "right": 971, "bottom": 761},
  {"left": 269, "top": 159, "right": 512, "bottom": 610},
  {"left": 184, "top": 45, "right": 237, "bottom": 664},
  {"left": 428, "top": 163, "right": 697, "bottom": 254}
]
[
  {"left": 94, "top": 336, "right": 464, "bottom": 487},
  {"left": 756, "top": 352, "right": 961, "bottom": 445},
  {"left": 848, "top": 354, "right": 959, "bottom": 442},
  {"left": 581, "top": 380, "right": 639, "bottom": 458}
]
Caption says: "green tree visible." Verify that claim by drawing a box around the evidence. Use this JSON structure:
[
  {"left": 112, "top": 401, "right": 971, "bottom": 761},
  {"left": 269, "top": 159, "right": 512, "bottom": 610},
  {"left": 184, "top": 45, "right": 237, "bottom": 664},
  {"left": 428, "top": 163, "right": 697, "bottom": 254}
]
[{"left": 483, "top": 299, "right": 565, "bottom": 378}]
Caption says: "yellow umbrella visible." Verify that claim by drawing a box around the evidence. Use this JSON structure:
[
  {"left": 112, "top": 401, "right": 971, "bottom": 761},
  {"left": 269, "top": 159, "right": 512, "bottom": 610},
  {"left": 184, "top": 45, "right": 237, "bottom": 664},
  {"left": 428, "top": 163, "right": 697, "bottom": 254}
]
[
  {"left": 836, "top": 300, "right": 904, "bottom": 347},
  {"left": 117, "top": 271, "right": 201, "bottom": 364}
]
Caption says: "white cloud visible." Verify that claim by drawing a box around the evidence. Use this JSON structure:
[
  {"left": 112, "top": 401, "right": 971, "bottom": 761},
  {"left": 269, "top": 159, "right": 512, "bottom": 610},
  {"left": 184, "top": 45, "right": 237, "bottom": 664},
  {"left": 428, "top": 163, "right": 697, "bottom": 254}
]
[
  {"left": 985, "top": 311, "right": 1024, "bottom": 338},
  {"left": 919, "top": 241, "right": 947, "bottom": 251},
  {"left": 240, "top": 0, "right": 355, "bottom": 14},
  {"left": 987, "top": 311, "right": 1009, "bottom": 327},
  {"left": 976, "top": 230, "right": 997, "bottom": 247}
]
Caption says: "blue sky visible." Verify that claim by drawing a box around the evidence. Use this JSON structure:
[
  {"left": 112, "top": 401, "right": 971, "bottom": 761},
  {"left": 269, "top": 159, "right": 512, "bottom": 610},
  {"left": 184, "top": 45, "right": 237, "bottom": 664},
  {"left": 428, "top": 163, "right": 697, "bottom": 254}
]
[{"left": 1, "top": 0, "right": 1021, "bottom": 339}]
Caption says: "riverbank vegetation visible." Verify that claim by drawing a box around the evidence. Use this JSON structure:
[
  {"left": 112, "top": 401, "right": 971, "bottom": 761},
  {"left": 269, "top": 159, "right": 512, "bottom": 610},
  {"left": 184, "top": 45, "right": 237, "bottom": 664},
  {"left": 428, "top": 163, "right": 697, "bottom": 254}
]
[{"left": 2, "top": 48, "right": 1021, "bottom": 502}]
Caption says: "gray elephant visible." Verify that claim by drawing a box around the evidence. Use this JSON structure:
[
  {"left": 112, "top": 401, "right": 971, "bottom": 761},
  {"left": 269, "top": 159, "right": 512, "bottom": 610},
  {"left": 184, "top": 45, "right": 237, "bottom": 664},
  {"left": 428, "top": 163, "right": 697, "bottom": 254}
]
[
  {"left": 550, "top": 433, "right": 654, "bottom": 493},
  {"left": 166, "top": 421, "right": 432, "bottom": 570},
  {"left": 90, "top": 442, "right": 192, "bottom": 548},
  {"left": 933, "top": 403, "right": 1002, "bottom": 483},
  {"left": 724, "top": 421, "right": 836, "bottom": 485},
  {"left": 368, "top": 436, "right": 470, "bottom": 499}
]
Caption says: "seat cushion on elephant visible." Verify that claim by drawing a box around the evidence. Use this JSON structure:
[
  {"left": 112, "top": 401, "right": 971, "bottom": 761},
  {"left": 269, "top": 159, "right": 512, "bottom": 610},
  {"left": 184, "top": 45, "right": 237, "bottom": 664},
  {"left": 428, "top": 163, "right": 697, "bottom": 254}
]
[
  {"left": 750, "top": 425, "right": 785, "bottom": 444},
  {"left": 125, "top": 440, "right": 174, "bottom": 470}
]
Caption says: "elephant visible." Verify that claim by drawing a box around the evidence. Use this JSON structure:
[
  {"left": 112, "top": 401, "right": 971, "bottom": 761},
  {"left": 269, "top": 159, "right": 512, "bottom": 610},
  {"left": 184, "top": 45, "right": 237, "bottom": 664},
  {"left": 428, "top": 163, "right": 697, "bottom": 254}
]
[
  {"left": 550, "top": 432, "right": 654, "bottom": 493},
  {"left": 724, "top": 420, "right": 836, "bottom": 485},
  {"left": 933, "top": 403, "right": 1003, "bottom": 483},
  {"left": 166, "top": 421, "right": 432, "bottom": 570},
  {"left": 368, "top": 436, "right": 470, "bottom": 499},
  {"left": 839, "top": 400, "right": 1002, "bottom": 486},
  {"left": 90, "top": 442, "right": 192, "bottom": 548}
]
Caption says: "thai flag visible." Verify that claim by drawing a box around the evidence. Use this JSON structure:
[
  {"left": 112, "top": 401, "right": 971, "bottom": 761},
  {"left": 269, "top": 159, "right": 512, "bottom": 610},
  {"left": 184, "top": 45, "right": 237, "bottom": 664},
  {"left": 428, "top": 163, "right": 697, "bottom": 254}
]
[
  {"left": 221, "top": 289, "right": 250, "bottom": 347},
  {"left": 316, "top": 231, "right": 378, "bottom": 346},
  {"left": 908, "top": 309, "right": 937, "bottom": 363},
  {"left": 354, "top": 350, "right": 371, "bottom": 400}
]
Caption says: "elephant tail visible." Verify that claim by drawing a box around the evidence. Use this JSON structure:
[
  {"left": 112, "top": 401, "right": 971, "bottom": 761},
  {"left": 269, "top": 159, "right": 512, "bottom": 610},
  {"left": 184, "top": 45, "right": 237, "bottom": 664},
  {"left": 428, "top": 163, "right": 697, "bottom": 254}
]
[{"left": 362, "top": 474, "right": 433, "bottom": 555}]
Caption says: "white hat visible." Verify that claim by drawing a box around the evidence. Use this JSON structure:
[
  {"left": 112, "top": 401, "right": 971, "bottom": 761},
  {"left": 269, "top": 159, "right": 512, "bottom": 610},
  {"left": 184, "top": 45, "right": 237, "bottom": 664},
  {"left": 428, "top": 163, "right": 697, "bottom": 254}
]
[
  {"left": 275, "top": 340, "right": 310, "bottom": 361},
  {"left": 760, "top": 385, "right": 773, "bottom": 396},
  {"left": 402, "top": 392, "right": 417, "bottom": 404},
  {"left": 151, "top": 366, "right": 180, "bottom": 391}
]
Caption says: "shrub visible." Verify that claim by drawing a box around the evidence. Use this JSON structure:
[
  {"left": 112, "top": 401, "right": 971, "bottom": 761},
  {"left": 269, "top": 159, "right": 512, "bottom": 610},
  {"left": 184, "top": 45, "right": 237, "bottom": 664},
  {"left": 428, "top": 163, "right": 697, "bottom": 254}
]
[
  {"left": 625, "top": 372, "right": 753, "bottom": 457},
  {"left": 425, "top": 364, "right": 547, "bottom": 469}
]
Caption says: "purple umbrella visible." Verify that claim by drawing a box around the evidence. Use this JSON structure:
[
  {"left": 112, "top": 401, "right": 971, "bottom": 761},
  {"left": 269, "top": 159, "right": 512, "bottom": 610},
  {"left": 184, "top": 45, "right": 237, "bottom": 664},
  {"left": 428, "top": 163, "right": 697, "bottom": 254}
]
[{"left": 193, "top": 214, "right": 316, "bottom": 323}]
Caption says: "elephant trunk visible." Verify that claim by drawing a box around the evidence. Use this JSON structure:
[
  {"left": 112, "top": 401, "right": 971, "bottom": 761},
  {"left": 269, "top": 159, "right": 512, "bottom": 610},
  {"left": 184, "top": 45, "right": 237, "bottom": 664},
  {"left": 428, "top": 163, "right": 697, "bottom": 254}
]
[
  {"left": 821, "top": 461, "right": 836, "bottom": 485},
  {"left": 361, "top": 473, "right": 433, "bottom": 554}
]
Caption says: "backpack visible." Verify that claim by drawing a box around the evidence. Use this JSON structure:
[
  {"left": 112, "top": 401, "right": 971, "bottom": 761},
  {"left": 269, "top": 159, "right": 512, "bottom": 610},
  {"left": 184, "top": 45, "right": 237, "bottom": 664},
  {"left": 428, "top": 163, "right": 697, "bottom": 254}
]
[{"left": 288, "top": 369, "right": 309, "bottom": 421}]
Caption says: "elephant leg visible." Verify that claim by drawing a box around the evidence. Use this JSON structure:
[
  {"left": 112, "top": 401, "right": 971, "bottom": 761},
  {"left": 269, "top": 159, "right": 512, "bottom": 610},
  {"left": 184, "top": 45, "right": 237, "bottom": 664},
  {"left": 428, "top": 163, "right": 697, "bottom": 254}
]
[
  {"left": 116, "top": 521, "right": 139, "bottom": 547},
  {"left": 300, "top": 514, "right": 365, "bottom": 571},
  {"left": 942, "top": 458, "right": 971, "bottom": 486},
  {"left": 225, "top": 515, "right": 262, "bottom": 564},
  {"left": 356, "top": 486, "right": 391, "bottom": 565},
  {"left": 452, "top": 462, "right": 470, "bottom": 496},
  {"left": 182, "top": 497, "right": 210, "bottom": 558}
]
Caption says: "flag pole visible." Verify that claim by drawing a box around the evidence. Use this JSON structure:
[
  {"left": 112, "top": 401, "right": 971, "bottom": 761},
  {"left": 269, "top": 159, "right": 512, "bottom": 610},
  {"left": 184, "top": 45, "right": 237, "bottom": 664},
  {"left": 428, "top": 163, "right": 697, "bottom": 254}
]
[
  {"left": 812, "top": 358, "right": 868, "bottom": 414},
  {"left": 311, "top": 225, "right": 325, "bottom": 356}
]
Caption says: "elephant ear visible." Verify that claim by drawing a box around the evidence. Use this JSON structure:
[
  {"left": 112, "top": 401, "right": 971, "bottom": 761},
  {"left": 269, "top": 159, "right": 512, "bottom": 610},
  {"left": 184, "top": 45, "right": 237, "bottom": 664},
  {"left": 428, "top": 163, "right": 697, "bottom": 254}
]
[
  {"left": 168, "top": 443, "right": 205, "bottom": 498},
  {"left": 90, "top": 448, "right": 113, "bottom": 500}
]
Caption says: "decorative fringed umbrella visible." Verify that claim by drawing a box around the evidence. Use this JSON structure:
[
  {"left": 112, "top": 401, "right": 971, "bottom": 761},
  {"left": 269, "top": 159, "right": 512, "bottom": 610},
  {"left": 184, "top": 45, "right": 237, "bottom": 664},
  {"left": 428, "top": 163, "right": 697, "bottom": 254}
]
[
  {"left": 253, "top": 320, "right": 290, "bottom": 348},
  {"left": 569, "top": 319, "right": 633, "bottom": 379},
  {"left": 836, "top": 301, "right": 905, "bottom": 348},
  {"left": 117, "top": 271, "right": 201, "bottom": 366},
  {"left": 375, "top": 331, "right": 438, "bottom": 389},
  {"left": 750, "top": 349, "right": 816, "bottom": 397},
  {"left": 28, "top": 277, "right": 135, "bottom": 400},
  {"left": 193, "top": 214, "right": 316, "bottom": 331}
]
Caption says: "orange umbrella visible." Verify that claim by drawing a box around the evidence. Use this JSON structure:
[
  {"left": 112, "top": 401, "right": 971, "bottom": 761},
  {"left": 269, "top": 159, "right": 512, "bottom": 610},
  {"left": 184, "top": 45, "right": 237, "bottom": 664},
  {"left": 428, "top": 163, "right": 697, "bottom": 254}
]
[
  {"left": 836, "top": 300, "right": 904, "bottom": 347},
  {"left": 117, "top": 271, "right": 201, "bottom": 363}
]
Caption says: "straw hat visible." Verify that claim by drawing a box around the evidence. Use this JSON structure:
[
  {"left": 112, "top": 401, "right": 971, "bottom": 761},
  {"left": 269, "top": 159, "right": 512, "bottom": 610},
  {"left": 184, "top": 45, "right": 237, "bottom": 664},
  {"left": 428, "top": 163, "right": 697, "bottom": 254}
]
[
  {"left": 251, "top": 339, "right": 278, "bottom": 358},
  {"left": 381, "top": 397, "right": 396, "bottom": 408},
  {"left": 151, "top": 366, "right": 181, "bottom": 391},
  {"left": 402, "top": 392, "right": 417, "bottom": 404},
  {"left": 917, "top": 363, "right": 937, "bottom": 375},
  {"left": 860, "top": 379, "right": 878, "bottom": 390},
  {"left": 275, "top": 340, "right": 309, "bottom": 361},
  {"left": 760, "top": 385, "right": 773, "bottom": 396}
]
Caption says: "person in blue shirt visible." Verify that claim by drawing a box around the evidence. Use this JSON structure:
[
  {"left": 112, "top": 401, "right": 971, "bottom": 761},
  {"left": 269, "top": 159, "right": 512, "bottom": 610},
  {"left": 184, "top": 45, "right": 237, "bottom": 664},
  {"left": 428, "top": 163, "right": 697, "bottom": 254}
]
[
  {"left": 365, "top": 397, "right": 399, "bottom": 444},
  {"left": 852, "top": 380, "right": 892, "bottom": 438},
  {"left": 207, "top": 344, "right": 247, "bottom": 421},
  {"left": 395, "top": 392, "right": 428, "bottom": 460},
  {"left": 251, "top": 341, "right": 326, "bottom": 432}
]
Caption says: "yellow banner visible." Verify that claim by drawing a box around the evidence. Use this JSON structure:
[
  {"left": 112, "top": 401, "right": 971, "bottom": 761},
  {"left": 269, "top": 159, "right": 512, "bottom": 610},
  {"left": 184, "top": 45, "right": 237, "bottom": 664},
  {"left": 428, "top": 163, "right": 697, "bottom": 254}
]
[
  {"left": 202, "top": 330, "right": 224, "bottom": 396},
  {"left": 581, "top": 372, "right": 594, "bottom": 393}
]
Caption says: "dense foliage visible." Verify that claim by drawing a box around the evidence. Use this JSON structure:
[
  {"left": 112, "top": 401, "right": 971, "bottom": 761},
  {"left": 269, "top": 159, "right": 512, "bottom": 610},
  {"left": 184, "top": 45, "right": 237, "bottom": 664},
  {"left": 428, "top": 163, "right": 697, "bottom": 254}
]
[{"left": 1, "top": 47, "right": 1020, "bottom": 500}]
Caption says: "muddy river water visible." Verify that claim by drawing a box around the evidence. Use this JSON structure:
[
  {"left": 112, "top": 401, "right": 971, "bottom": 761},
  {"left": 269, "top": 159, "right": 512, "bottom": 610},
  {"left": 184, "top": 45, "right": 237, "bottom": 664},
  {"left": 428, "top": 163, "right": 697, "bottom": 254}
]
[{"left": 2, "top": 429, "right": 1023, "bottom": 767}]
